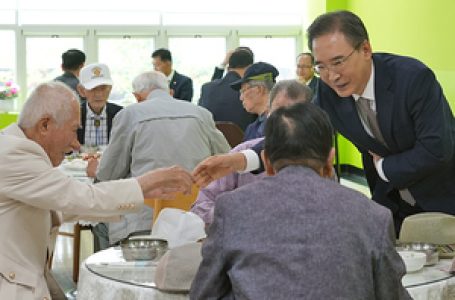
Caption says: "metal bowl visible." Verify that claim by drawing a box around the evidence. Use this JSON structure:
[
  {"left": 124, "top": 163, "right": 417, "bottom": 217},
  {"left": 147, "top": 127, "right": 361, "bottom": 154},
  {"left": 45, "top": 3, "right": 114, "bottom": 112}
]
[
  {"left": 396, "top": 242, "right": 438, "bottom": 266},
  {"left": 120, "top": 238, "right": 168, "bottom": 261}
]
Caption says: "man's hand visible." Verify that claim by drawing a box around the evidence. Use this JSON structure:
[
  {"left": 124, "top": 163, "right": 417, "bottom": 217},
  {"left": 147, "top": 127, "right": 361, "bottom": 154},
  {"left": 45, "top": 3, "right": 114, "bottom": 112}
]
[
  {"left": 85, "top": 157, "right": 99, "bottom": 178},
  {"left": 137, "top": 165, "right": 194, "bottom": 199},
  {"left": 192, "top": 153, "right": 246, "bottom": 188},
  {"left": 221, "top": 49, "right": 235, "bottom": 67}
]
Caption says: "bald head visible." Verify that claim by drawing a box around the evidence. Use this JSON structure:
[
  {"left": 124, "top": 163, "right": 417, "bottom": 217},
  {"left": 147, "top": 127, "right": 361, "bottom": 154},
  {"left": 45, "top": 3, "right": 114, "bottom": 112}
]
[{"left": 269, "top": 80, "right": 313, "bottom": 112}]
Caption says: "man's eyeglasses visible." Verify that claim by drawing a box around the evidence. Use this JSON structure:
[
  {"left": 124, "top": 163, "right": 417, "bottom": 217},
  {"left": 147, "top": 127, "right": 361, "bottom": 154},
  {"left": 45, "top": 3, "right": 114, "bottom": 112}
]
[
  {"left": 313, "top": 42, "right": 362, "bottom": 75},
  {"left": 239, "top": 85, "right": 258, "bottom": 95}
]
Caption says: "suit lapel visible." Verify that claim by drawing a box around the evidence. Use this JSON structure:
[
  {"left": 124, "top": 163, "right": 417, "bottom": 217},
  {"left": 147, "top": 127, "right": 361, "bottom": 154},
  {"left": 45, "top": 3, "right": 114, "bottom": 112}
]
[{"left": 373, "top": 55, "right": 396, "bottom": 154}]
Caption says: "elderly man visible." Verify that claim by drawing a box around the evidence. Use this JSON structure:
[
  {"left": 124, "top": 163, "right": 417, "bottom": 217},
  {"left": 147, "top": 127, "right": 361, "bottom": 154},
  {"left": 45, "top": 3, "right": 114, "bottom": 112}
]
[
  {"left": 190, "top": 103, "right": 410, "bottom": 299},
  {"left": 230, "top": 62, "right": 279, "bottom": 141},
  {"left": 77, "top": 63, "right": 122, "bottom": 146},
  {"left": 296, "top": 52, "right": 319, "bottom": 95},
  {"left": 191, "top": 80, "right": 313, "bottom": 225},
  {"left": 0, "top": 82, "right": 193, "bottom": 300},
  {"left": 89, "top": 71, "right": 230, "bottom": 249}
]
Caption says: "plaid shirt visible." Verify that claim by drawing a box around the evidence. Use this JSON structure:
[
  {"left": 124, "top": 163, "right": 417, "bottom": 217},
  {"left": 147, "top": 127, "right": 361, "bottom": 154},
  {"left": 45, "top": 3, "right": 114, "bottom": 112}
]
[{"left": 84, "top": 103, "right": 108, "bottom": 146}]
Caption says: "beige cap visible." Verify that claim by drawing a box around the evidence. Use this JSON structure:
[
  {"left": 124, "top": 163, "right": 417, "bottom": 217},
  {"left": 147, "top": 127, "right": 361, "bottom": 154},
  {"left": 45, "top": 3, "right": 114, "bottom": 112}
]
[
  {"left": 154, "top": 242, "right": 202, "bottom": 292},
  {"left": 399, "top": 212, "right": 455, "bottom": 245}
]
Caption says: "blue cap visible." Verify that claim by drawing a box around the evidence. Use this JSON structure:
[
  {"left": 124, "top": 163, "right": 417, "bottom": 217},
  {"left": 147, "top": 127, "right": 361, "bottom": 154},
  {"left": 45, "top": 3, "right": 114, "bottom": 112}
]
[{"left": 230, "top": 62, "right": 279, "bottom": 91}]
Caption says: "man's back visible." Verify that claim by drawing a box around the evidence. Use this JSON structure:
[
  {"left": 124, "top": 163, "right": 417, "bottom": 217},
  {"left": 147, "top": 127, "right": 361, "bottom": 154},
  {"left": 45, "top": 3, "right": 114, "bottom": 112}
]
[
  {"left": 199, "top": 71, "right": 257, "bottom": 131},
  {"left": 97, "top": 89, "right": 230, "bottom": 243},
  {"left": 191, "top": 166, "right": 410, "bottom": 299}
]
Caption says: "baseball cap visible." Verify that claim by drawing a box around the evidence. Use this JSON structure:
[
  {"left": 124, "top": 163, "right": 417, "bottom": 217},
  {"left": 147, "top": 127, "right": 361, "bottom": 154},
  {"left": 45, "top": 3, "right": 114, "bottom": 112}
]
[
  {"left": 230, "top": 62, "right": 279, "bottom": 91},
  {"left": 79, "top": 63, "right": 113, "bottom": 90}
]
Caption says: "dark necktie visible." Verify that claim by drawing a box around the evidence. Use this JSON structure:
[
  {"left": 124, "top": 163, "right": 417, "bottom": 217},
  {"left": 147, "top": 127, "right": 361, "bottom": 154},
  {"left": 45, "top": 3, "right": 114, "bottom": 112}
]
[{"left": 356, "top": 97, "right": 387, "bottom": 147}]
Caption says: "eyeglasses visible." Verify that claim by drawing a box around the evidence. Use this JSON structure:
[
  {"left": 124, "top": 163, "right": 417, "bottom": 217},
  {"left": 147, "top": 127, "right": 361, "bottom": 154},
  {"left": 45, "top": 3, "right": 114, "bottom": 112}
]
[
  {"left": 313, "top": 43, "right": 362, "bottom": 75},
  {"left": 239, "top": 85, "right": 258, "bottom": 95}
]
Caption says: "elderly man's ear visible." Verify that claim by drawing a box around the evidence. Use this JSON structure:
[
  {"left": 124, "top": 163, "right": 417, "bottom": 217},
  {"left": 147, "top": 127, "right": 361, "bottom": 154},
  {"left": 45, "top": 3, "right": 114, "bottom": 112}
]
[
  {"left": 322, "top": 147, "right": 336, "bottom": 179},
  {"left": 261, "top": 150, "right": 276, "bottom": 176}
]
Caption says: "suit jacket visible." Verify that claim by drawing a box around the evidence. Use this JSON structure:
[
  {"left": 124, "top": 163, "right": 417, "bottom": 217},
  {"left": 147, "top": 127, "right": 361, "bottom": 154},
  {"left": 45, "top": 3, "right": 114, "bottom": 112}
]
[
  {"left": 315, "top": 53, "right": 455, "bottom": 214},
  {"left": 190, "top": 166, "right": 410, "bottom": 299},
  {"left": 170, "top": 71, "right": 193, "bottom": 102},
  {"left": 211, "top": 66, "right": 225, "bottom": 81},
  {"left": 198, "top": 71, "right": 257, "bottom": 131},
  {"left": 0, "top": 123, "right": 143, "bottom": 300},
  {"left": 308, "top": 75, "right": 320, "bottom": 96},
  {"left": 77, "top": 101, "right": 123, "bottom": 145},
  {"left": 96, "top": 89, "right": 230, "bottom": 243}
]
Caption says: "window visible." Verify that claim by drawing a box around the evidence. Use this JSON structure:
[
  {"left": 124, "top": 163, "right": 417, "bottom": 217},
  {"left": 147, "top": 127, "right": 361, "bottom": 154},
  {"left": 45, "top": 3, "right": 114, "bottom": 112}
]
[
  {"left": 26, "top": 37, "right": 83, "bottom": 95},
  {"left": 0, "top": 30, "right": 16, "bottom": 83},
  {"left": 240, "top": 37, "right": 297, "bottom": 80},
  {"left": 98, "top": 37, "right": 155, "bottom": 105},
  {"left": 168, "top": 37, "right": 226, "bottom": 103}
]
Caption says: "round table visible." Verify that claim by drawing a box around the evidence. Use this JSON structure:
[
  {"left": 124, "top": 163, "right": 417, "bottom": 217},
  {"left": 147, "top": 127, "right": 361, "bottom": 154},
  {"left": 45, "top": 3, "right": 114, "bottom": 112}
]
[
  {"left": 403, "top": 259, "right": 455, "bottom": 299},
  {"left": 77, "top": 247, "right": 188, "bottom": 300}
]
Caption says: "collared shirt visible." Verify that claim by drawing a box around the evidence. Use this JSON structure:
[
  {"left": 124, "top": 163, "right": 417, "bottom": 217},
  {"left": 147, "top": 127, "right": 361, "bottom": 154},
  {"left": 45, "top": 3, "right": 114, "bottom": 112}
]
[
  {"left": 243, "top": 113, "right": 267, "bottom": 142},
  {"left": 84, "top": 103, "right": 108, "bottom": 146},
  {"left": 166, "top": 70, "right": 175, "bottom": 84}
]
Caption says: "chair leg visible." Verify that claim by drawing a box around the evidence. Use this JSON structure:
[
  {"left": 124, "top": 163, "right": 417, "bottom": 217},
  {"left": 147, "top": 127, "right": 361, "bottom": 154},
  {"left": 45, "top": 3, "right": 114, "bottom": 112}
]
[{"left": 73, "top": 224, "right": 81, "bottom": 283}]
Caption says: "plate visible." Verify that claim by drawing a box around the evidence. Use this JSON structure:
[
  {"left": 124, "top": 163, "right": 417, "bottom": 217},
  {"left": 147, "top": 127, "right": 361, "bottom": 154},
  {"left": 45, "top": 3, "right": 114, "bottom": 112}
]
[
  {"left": 398, "top": 251, "right": 426, "bottom": 273},
  {"left": 62, "top": 159, "right": 88, "bottom": 171}
]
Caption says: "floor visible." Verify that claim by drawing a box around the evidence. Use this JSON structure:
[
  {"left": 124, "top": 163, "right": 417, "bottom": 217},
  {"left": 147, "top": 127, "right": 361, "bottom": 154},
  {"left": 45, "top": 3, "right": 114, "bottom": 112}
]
[{"left": 50, "top": 174, "right": 371, "bottom": 299}]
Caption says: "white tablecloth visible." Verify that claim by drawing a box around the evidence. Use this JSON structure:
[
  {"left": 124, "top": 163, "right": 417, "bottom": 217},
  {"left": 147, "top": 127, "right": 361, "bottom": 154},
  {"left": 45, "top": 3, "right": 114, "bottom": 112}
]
[
  {"left": 77, "top": 248, "right": 188, "bottom": 300},
  {"left": 404, "top": 259, "right": 455, "bottom": 299}
]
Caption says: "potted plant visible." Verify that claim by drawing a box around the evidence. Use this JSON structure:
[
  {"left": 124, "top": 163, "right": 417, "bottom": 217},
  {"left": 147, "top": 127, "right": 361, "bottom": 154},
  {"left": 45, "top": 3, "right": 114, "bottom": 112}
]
[{"left": 0, "top": 81, "right": 19, "bottom": 112}]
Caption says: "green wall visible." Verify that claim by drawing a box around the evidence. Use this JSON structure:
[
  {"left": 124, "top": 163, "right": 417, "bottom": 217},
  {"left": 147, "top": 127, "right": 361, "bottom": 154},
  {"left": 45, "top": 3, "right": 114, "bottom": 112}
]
[
  {"left": 0, "top": 112, "right": 18, "bottom": 129},
  {"left": 315, "top": 0, "right": 455, "bottom": 169}
]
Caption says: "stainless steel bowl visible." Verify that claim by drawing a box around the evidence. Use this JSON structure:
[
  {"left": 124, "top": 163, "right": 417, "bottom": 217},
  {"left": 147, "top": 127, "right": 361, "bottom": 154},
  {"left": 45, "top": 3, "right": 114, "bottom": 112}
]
[
  {"left": 120, "top": 238, "right": 168, "bottom": 261},
  {"left": 396, "top": 242, "right": 438, "bottom": 266}
]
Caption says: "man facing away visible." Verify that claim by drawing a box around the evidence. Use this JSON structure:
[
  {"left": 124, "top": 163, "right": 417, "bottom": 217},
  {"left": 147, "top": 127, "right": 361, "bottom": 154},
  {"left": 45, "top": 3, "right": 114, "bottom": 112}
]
[
  {"left": 77, "top": 63, "right": 123, "bottom": 147},
  {"left": 152, "top": 48, "right": 193, "bottom": 102},
  {"left": 54, "top": 48, "right": 86, "bottom": 100},
  {"left": 88, "top": 71, "right": 230, "bottom": 248},
  {"left": 0, "top": 81, "right": 193, "bottom": 300},
  {"left": 199, "top": 49, "right": 257, "bottom": 131},
  {"left": 190, "top": 102, "right": 410, "bottom": 300}
]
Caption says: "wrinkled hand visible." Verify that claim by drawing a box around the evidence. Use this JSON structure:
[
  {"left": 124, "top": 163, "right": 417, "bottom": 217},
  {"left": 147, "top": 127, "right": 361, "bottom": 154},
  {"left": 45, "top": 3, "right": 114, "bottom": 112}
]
[
  {"left": 138, "top": 165, "right": 194, "bottom": 200},
  {"left": 192, "top": 153, "right": 246, "bottom": 188},
  {"left": 85, "top": 157, "right": 99, "bottom": 178}
]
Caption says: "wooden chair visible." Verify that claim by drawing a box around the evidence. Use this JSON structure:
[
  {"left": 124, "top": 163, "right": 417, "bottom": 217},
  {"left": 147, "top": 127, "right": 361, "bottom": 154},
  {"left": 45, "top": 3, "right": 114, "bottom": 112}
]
[
  {"left": 144, "top": 186, "right": 200, "bottom": 224},
  {"left": 215, "top": 121, "right": 244, "bottom": 148}
]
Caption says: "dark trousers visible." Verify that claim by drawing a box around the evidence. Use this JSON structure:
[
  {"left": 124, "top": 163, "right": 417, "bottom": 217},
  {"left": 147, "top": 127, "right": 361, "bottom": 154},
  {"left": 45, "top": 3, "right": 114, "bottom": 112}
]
[{"left": 392, "top": 196, "right": 424, "bottom": 238}]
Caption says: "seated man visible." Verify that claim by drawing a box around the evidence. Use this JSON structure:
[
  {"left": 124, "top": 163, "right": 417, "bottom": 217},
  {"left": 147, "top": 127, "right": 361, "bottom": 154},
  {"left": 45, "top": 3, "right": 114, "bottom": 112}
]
[
  {"left": 77, "top": 63, "right": 123, "bottom": 146},
  {"left": 54, "top": 48, "right": 86, "bottom": 101},
  {"left": 89, "top": 71, "right": 230, "bottom": 249},
  {"left": 190, "top": 102, "right": 410, "bottom": 299},
  {"left": 0, "top": 81, "right": 193, "bottom": 300},
  {"left": 191, "top": 80, "right": 313, "bottom": 225},
  {"left": 230, "top": 62, "right": 279, "bottom": 141}
]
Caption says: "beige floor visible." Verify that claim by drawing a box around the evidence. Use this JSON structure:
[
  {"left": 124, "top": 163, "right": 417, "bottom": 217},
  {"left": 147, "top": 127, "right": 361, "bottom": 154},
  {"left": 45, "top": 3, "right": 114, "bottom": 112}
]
[{"left": 50, "top": 177, "right": 371, "bottom": 297}]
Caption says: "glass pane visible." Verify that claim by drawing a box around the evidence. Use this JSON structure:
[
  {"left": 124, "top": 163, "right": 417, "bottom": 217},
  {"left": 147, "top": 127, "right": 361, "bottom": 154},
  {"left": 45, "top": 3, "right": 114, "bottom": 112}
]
[
  {"left": 239, "top": 37, "right": 296, "bottom": 81},
  {"left": 0, "top": 30, "right": 16, "bottom": 83},
  {"left": 168, "top": 37, "right": 226, "bottom": 103},
  {"left": 98, "top": 37, "right": 155, "bottom": 105},
  {"left": 26, "top": 37, "right": 83, "bottom": 95}
]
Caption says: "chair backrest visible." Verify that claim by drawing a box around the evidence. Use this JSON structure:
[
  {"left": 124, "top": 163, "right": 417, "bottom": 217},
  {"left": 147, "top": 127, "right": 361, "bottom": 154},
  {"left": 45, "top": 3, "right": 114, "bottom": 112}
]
[
  {"left": 215, "top": 121, "right": 244, "bottom": 148},
  {"left": 145, "top": 185, "right": 200, "bottom": 224}
]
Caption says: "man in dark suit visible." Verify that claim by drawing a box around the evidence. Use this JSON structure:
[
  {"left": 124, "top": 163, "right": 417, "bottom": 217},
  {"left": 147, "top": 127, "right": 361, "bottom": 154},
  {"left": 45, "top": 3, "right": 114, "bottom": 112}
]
[
  {"left": 308, "top": 10, "right": 455, "bottom": 233},
  {"left": 211, "top": 46, "right": 254, "bottom": 81},
  {"left": 190, "top": 103, "right": 410, "bottom": 300},
  {"left": 296, "top": 52, "right": 319, "bottom": 95},
  {"left": 152, "top": 48, "right": 193, "bottom": 102},
  {"left": 199, "top": 49, "right": 257, "bottom": 131},
  {"left": 77, "top": 63, "right": 122, "bottom": 147}
]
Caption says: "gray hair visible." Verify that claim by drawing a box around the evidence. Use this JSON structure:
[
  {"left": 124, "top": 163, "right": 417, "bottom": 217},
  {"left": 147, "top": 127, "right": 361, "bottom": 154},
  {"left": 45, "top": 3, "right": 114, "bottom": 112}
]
[
  {"left": 132, "top": 71, "right": 170, "bottom": 94},
  {"left": 18, "top": 81, "right": 79, "bottom": 128},
  {"left": 269, "top": 79, "right": 313, "bottom": 107}
]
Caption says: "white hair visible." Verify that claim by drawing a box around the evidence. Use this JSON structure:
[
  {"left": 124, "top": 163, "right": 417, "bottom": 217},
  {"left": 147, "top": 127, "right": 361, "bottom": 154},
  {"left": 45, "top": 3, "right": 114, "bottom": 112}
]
[
  {"left": 132, "top": 71, "right": 169, "bottom": 94},
  {"left": 18, "top": 81, "right": 79, "bottom": 128}
]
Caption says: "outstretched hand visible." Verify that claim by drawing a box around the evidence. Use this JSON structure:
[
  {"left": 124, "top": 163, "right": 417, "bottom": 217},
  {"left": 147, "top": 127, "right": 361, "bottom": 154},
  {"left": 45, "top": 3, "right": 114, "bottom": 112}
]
[
  {"left": 192, "top": 153, "right": 246, "bottom": 188},
  {"left": 138, "top": 165, "right": 194, "bottom": 199}
]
